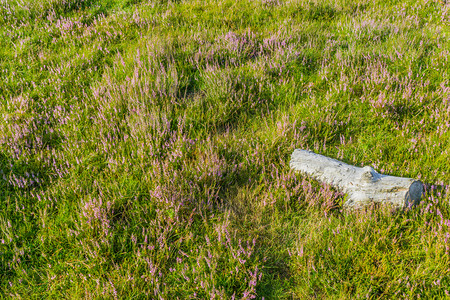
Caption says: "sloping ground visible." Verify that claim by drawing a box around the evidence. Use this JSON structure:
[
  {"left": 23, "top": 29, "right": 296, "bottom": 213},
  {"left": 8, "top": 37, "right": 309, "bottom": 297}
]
[{"left": 0, "top": 0, "right": 449, "bottom": 298}]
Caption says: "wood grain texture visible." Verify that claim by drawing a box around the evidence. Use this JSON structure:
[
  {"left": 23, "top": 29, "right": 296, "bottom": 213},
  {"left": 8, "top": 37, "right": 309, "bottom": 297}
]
[{"left": 290, "top": 149, "right": 424, "bottom": 210}]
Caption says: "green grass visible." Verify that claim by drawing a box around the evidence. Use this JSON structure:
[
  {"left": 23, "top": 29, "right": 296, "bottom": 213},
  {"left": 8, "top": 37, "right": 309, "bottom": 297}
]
[{"left": 0, "top": 0, "right": 449, "bottom": 298}]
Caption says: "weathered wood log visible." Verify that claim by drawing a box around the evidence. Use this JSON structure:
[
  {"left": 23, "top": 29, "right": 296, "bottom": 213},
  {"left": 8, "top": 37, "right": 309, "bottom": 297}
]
[{"left": 290, "top": 149, "right": 424, "bottom": 210}]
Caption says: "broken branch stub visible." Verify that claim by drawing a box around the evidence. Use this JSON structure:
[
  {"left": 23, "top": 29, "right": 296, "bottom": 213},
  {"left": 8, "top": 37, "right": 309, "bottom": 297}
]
[{"left": 290, "top": 149, "right": 424, "bottom": 210}]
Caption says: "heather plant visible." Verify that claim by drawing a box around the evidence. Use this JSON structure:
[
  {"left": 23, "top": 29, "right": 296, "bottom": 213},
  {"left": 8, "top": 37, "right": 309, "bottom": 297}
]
[{"left": 0, "top": 0, "right": 449, "bottom": 298}]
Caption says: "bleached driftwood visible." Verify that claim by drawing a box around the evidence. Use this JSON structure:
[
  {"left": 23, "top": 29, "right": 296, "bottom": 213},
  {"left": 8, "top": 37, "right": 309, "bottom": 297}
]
[{"left": 290, "top": 149, "right": 424, "bottom": 210}]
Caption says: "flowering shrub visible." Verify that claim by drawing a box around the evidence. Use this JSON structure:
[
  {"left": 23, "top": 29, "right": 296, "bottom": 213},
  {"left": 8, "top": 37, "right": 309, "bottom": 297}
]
[{"left": 0, "top": 0, "right": 449, "bottom": 298}]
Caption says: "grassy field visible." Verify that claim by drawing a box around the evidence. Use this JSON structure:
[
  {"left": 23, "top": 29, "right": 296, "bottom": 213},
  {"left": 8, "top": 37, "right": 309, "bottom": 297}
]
[{"left": 0, "top": 0, "right": 449, "bottom": 298}]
